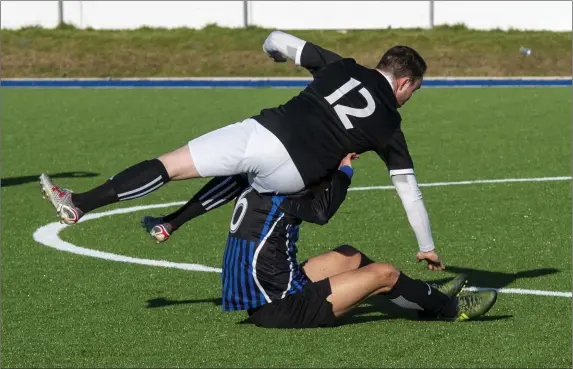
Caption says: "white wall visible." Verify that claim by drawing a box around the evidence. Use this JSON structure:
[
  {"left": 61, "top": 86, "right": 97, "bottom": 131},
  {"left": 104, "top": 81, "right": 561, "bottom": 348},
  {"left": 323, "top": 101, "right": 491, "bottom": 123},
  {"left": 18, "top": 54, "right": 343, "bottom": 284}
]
[
  {"left": 248, "top": 1, "right": 431, "bottom": 30},
  {"left": 1, "top": 1, "right": 60, "bottom": 29},
  {"left": 1, "top": 1, "right": 571, "bottom": 31},
  {"left": 434, "top": 1, "right": 572, "bottom": 31}
]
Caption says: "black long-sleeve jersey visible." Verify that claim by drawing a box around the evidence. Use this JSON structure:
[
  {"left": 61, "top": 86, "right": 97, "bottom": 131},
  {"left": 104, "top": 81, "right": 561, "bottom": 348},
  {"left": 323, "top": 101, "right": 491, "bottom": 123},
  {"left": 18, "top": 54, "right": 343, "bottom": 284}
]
[
  {"left": 221, "top": 167, "right": 352, "bottom": 312},
  {"left": 252, "top": 42, "right": 414, "bottom": 187}
]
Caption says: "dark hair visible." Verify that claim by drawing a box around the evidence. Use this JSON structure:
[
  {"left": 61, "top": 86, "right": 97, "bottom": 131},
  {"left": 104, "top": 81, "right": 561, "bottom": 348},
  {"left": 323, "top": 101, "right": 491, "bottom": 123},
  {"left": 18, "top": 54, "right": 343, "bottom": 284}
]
[{"left": 376, "top": 45, "right": 427, "bottom": 81}]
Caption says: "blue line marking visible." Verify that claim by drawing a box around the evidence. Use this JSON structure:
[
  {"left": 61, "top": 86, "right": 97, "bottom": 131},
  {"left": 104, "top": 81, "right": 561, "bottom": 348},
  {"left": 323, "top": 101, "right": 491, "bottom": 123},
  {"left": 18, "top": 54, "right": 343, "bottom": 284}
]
[{"left": 1, "top": 78, "right": 570, "bottom": 88}]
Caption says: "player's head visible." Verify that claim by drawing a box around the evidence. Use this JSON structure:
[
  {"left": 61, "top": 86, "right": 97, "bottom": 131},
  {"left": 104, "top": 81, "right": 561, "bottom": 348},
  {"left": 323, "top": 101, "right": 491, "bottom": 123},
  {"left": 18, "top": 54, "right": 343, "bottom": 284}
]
[{"left": 376, "top": 46, "right": 427, "bottom": 107}]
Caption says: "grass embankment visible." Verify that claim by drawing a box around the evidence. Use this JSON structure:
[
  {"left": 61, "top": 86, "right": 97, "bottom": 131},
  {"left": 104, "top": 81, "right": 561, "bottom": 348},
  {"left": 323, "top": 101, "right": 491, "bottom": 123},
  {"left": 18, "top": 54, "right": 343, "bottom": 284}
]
[{"left": 1, "top": 25, "right": 571, "bottom": 77}]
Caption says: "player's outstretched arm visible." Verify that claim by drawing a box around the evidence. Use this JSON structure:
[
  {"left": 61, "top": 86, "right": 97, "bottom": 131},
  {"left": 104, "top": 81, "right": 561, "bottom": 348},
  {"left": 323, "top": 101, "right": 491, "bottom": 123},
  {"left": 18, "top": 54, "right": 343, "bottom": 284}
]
[
  {"left": 280, "top": 154, "right": 356, "bottom": 225},
  {"left": 391, "top": 173, "right": 445, "bottom": 271},
  {"left": 263, "top": 30, "right": 343, "bottom": 75},
  {"left": 378, "top": 129, "right": 445, "bottom": 271}
]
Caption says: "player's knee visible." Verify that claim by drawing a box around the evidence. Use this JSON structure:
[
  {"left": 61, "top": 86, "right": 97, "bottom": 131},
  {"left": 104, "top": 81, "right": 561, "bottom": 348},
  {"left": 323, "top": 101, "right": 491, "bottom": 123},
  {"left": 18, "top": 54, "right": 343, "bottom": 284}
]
[
  {"left": 371, "top": 263, "right": 399, "bottom": 287},
  {"left": 158, "top": 146, "right": 201, "bottom": 180}
]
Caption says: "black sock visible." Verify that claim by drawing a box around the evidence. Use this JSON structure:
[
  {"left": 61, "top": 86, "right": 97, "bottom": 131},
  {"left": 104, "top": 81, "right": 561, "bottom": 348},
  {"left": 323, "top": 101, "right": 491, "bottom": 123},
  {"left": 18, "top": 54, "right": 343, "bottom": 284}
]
[
  {"left": 163, "top": 175, "right": 248, "bottom": 230},
  {"left": 384, "top": 272, "right": 458, "bottom": 318},
  {"left": 72, "top": 159, "right": 169, "bottom": 213}
]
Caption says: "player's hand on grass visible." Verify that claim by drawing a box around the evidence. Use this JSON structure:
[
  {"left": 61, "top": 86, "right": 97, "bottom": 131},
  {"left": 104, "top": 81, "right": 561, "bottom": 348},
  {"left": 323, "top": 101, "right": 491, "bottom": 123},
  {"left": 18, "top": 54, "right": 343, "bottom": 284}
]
[
  {"left": 416, "top": 250, "right": 445, "bottom": 271},
  {"left": 339, "top": 153, "right": 359, "bottom": 169}
]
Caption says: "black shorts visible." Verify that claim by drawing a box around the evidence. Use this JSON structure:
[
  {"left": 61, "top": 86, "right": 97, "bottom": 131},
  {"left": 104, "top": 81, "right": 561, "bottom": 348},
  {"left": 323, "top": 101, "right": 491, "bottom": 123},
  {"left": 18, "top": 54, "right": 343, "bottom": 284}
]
[{"left": 246, "top": 279, "right": 336, "bottom": 329}]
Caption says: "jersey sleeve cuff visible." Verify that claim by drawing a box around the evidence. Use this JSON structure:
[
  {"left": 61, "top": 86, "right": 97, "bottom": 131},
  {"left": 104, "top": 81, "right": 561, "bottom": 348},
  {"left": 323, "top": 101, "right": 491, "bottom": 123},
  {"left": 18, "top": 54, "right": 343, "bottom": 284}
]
[
  {"left": 339, "top": 165, "right": 354, "bottom": 179},
  {"left": 295, "top": 41, "right": 307, "bottom": 66},
  {"left": 389, "top": 168, "right": 414, "bottom": 176},
  {"left": 419, "top": 244, "right": 435, "bottom": 253}
]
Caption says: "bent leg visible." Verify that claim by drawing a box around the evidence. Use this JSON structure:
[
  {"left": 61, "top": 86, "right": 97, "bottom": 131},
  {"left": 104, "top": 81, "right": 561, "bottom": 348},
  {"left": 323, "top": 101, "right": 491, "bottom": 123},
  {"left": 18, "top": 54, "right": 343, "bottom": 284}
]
[
  {"left": 327, "top": 263, "right": 399, "bottom": 317},
  {"left": 302, "top": 244, "right": 374, "bottom": 282},
  {"left": 326, "top": 264, "right": 458, "bottom": 318}
]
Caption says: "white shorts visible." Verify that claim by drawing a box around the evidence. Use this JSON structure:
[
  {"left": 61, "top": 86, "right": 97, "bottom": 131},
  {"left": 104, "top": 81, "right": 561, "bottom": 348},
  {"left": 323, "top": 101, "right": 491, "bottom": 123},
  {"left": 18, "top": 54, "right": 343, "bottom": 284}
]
[{"left": 188, "top": 118, "right": 305, "bottom": 194}]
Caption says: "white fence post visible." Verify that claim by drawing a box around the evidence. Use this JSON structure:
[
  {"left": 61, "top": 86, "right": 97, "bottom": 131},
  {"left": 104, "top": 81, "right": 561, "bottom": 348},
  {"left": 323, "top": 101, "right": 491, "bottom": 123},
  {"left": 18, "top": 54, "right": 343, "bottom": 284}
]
[
  {"left": 429, "top": 0, "right": 434, "bottom": 28},
  {"left": 243, "top": 1, "right": 249, "bottom": 28},
  {"left": 57, "top": 0, "right": 64, "bottom": 26}
]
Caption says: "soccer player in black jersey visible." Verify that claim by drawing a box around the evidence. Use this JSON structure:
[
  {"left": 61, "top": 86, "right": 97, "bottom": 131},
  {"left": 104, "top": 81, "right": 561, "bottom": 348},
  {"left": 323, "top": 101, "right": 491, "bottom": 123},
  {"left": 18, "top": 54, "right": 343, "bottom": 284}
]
[
  {"left": 148, "top": 154, "right": 497, "bottom": 328},
  {"left": 41, "top": 30, "right": 443, "bottom": 270}
]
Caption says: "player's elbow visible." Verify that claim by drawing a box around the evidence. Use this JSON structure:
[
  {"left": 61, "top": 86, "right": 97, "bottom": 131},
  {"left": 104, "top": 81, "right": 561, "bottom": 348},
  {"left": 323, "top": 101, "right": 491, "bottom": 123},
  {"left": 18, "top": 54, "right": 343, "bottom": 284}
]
[
  {"left": 265, "top": 30, "right": 284, "bottom": 45},
  {"left": 268, "top": 30, "right": 283, "bottom": 39}
]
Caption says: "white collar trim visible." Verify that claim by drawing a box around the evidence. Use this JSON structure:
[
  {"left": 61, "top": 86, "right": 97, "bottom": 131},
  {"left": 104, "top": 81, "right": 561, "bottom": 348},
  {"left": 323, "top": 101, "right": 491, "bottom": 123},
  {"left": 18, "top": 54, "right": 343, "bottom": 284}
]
[{"left": 377, "top": 70, "right": 395, "bottom": 93}]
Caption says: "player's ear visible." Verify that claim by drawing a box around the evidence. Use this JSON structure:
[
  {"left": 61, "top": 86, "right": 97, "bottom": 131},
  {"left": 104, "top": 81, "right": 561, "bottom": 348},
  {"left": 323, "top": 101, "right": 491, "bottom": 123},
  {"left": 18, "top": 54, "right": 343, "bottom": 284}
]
[{"left": 396, "top": 77, "right": 411, "bottom": 92}]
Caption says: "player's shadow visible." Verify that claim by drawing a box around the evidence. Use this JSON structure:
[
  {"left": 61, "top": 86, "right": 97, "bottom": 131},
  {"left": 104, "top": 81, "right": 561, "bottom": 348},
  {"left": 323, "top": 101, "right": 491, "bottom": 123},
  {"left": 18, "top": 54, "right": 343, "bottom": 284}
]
[
  {"left": 1, "top": 171, "right": 100, "bottom": 187},
  {"left": 434, "top": 265, "right": 560, "bottom": 289},
  {"left": 146, "top": 297, "right": 221, "bottom": 308}
]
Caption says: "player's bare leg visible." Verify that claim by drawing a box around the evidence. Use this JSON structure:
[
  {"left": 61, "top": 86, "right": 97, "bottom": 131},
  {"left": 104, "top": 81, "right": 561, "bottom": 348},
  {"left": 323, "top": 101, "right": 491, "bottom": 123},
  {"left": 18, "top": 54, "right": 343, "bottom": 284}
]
[
  {"left": 325, "top": 263, "right": 497, "bottom": 321},
  {"left": 157, "top": 145, "right": 202, "bottom": 180},
  {"left": 40, "top": 144, "right": 201, "bottom": 224},
  {"left": 302, "top": 244, "right": 373, "bottom": 282}
]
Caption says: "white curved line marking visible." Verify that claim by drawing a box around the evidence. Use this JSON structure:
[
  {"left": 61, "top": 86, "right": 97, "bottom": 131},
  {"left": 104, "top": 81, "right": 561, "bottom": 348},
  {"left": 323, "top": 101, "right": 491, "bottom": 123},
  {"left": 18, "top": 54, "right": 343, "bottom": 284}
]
[
  {"left": 32, "top": 176, "right": 573, "bottom": 297},
  {"left": 33, "top": 201, "right": 222, "bottom": 273}
]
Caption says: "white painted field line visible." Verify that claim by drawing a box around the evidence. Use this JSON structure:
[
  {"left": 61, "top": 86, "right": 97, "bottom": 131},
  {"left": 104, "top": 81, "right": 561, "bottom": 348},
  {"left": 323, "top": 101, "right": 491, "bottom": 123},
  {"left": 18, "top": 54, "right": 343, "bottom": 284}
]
[
  {"left": 464, "top": 286, "right": 572, "bottom": 298},
  {"left": 350, "top": 176, "right": 572, "bottom": 191}
]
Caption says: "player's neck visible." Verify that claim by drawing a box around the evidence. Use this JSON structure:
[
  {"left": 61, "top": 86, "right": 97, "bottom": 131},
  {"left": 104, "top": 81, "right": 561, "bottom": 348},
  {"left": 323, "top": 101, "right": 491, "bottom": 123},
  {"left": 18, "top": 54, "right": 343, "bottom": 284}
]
[{"left": 375, "top": 69, "right": 396, "bottom": 93}]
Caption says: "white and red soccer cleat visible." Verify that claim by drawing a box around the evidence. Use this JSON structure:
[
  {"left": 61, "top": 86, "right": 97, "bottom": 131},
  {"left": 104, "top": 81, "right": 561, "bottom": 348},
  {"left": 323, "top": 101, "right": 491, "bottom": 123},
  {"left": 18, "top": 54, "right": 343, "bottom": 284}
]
[{"left": 39, "top": 173, "right": 84, "bottom": 224}]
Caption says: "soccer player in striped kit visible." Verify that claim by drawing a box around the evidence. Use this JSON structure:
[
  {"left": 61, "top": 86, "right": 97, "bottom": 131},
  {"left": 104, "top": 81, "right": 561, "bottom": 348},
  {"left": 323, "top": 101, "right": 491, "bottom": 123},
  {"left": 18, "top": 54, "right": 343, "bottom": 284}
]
[{"left": 145, "top": 154, "right": 497, "bottom": 328}]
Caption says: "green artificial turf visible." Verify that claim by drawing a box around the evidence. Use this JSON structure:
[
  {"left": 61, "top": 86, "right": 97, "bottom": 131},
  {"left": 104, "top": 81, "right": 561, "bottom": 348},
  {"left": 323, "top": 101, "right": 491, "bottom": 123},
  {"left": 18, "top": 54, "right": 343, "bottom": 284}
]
[{"left": 2, "top": 86, "right": 571, "bottom": 368}]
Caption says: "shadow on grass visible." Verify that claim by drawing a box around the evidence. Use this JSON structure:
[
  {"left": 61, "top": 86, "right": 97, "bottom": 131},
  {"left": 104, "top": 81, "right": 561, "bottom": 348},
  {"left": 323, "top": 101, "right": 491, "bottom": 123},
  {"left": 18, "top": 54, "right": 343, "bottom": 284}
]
[
  {"left": 146, "top": 297, "right": 221, "bottom": 308},
  {"left": 1, "top": 171, "right": 100, "bottom": 187},
  {"left": 435, "top": 265, "right": 560, "bottom": 289}
]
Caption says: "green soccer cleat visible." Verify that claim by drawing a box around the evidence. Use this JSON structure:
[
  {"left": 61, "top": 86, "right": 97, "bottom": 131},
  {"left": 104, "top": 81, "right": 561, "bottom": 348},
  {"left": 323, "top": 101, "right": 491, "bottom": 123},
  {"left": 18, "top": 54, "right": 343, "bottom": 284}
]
[
  {"left": 454, "top": 290, "right": 498, "bottom": 321},
  {"left": 434, "top": 273, "right": 468, "bottom": 298}
]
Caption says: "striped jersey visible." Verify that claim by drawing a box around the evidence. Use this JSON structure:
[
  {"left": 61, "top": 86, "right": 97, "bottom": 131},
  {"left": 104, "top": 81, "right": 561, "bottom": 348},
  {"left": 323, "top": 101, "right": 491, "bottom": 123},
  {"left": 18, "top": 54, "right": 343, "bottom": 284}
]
[{"left": 221, "top": 167, "right": 353, "bottom": 312}]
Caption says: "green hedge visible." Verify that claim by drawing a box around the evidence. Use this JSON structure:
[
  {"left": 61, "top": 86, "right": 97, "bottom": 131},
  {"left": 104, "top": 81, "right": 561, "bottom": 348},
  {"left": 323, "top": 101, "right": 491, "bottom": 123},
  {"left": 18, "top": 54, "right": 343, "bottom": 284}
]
[{"left": 2, "top": 25, "right": 571, "bottom": 77}]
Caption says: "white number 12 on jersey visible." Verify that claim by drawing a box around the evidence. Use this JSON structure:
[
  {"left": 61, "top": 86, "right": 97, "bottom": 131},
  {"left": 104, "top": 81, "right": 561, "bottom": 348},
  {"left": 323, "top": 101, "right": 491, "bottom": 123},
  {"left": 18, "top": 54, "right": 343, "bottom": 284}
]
[{"left": 324, "top": 78, "right": 375, "bottom": 129}]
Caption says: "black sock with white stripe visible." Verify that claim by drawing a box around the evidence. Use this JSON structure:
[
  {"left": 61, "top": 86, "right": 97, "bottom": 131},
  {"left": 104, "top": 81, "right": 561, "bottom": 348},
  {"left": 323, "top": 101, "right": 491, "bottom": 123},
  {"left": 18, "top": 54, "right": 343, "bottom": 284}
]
[
  {"left": 163, "top": 174, "right": 248, "bottom": 231},
  {"left": 72, "top": 159, "right": 169, "bottom": 213},
  {"left": 384, "top": 272, "right": 458, "bottom": 318}
]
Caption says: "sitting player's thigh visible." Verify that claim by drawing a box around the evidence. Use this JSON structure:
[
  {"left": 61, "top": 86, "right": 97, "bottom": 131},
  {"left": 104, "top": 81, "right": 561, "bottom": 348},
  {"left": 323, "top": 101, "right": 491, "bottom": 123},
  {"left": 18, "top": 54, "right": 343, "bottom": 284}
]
[
  {"left": 326, "top": 263, "right": 399, "bottom": 317},
  {"left": 186, "top": 118, "right": 257, "bottom": 178},
  {"left": 302, "top": 245, "right": 372, "bottom": 282}
]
